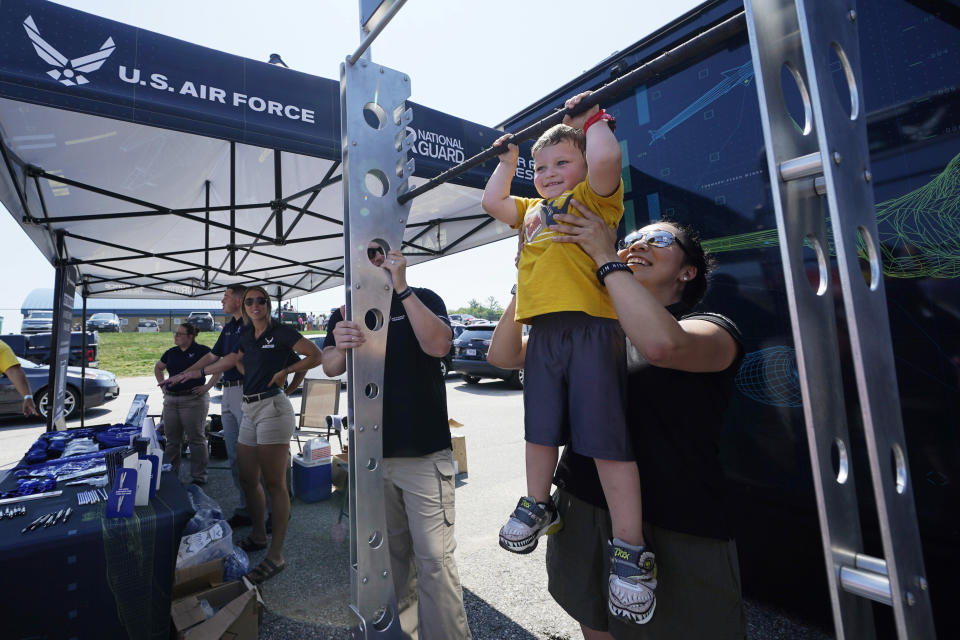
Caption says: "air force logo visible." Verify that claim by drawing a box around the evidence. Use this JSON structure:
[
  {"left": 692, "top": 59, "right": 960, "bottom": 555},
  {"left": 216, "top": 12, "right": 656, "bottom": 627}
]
[{"left": 23, "top": 15, "right": 115, "bottom": 86}]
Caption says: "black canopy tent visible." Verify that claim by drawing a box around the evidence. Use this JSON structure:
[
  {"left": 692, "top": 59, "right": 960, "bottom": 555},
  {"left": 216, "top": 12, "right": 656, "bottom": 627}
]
[{"left": 0, "top": 0, "right": 532, "bottom": 427}]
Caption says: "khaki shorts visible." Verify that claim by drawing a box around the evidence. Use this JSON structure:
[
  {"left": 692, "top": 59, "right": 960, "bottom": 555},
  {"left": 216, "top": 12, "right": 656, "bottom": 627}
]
[
  {"left": 238, "top": 392, "right": 295, "bottom": 446},
  {"left": 546, "top": 489, "right": 746, "bottom": 640}
]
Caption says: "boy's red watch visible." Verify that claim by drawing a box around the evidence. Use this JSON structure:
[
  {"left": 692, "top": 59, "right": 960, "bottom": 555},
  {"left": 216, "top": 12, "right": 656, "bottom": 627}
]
[{"left": 583, "top": 109, "right": 616, "bottom": 134}]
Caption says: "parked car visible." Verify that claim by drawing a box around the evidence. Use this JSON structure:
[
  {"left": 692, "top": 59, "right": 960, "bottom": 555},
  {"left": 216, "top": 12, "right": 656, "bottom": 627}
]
[
  {"left": 277, "top": 310, "right": 307, "bottom": 328},
  {"left": 86, "top": 312, "right": 121, "bottom": 332},
  {"left": 137, "top": 320, "right": 159, "bottom": 333},
  {"left": 450, "top": 324, "right": 523, "bottom": 388},
  {"left": 186, "top": 311, "right": 215, "bottom": 331},
  {"left": 0, "top": 357, "right": 119, "bottom": 419},
  {"left": 21, "top": 310, "right": 54, "bottom": 334},
  {"left": 441, "top": 323, "right": 465, "bottom": 379}
]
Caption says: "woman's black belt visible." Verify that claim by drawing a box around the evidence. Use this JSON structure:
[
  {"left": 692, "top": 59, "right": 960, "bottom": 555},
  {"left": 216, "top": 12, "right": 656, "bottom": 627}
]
[
  {"left": 165, "top": 389, "right": 202, "bottom": 397},
  {"left": 242, "top": 388, "right": 281, "bottom": 403}
]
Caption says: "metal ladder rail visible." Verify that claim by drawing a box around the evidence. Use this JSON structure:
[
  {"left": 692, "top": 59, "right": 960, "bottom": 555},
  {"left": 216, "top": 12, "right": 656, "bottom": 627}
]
[
  {"left": 340, "top": 15, "right": 413, "bottom": 639},
  {"left": 744, "top": 1, "right": 935, "bottom": 638}
]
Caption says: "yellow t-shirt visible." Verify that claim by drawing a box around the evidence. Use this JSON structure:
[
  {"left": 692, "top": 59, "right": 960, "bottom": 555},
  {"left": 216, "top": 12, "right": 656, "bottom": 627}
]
[
  {"left": 0, "top": 340, "right": 20, "bottom": 375},
  {"left": 512, "top": 180, "right": 624, "bottom": 323}
]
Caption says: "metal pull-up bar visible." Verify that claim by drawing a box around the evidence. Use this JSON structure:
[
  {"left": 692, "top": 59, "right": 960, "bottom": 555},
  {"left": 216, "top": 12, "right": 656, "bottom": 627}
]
[{"left": 396, "top": 9, "right": 747, "bottom": 206}]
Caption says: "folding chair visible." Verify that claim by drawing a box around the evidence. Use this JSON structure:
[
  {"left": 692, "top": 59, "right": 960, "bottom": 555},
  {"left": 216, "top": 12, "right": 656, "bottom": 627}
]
[{"left": 293, "top": 379, "right": 342, "bottom": 453}]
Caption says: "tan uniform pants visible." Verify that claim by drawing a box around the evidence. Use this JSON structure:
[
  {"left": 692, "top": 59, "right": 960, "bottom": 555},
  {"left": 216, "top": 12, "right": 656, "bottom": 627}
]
[
  {"left": 162, "top": 391, "right": 210, "bottom": 483},
  {"left": 382, "top": 449, "right": 471, "bottom": 640}
]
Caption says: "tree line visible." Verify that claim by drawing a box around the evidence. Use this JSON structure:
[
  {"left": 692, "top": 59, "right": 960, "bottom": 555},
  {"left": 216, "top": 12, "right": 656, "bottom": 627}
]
[{"left": 448, "top": 296, "right": 504, "bottom": 321}]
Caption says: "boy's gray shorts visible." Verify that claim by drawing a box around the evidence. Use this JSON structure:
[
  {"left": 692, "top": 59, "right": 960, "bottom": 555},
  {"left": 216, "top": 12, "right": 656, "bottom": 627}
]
[{"left": 524, "top": 312, "right": 631, "bottom": 461}]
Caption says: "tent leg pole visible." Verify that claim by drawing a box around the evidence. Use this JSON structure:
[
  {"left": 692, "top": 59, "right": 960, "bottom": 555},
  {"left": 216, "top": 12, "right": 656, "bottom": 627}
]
[{"left": 80, "top": 290, "right": 87, "bottom": 429}]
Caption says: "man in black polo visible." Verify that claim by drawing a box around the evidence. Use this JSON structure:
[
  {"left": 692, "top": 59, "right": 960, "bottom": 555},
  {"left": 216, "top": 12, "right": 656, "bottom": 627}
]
[
  {"left": 322, "top": 245, "right": 470, "bottom": 639},
  {"left": 192, "top": 284, "right": 250, "bottom": 525}
]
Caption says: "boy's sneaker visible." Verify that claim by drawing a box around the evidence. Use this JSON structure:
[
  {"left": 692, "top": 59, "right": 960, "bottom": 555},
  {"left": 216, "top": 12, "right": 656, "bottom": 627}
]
[
  {"left": 498, "top": 496, "right": 563, "bottom": 554},
  {"left": 607, "top": 538, "right": 658, "bottom": 625}
]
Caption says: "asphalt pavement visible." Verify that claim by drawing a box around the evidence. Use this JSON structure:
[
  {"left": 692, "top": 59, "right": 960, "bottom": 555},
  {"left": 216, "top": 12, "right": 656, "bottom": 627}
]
[{"left": 0, "top": 375, "right": 835, "bottom": 639}]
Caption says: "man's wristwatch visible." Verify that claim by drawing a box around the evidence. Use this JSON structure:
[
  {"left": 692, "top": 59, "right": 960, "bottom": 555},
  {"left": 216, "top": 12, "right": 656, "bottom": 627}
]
[{"left": 23, "top": 394, "right": 33, "bottom": 401}]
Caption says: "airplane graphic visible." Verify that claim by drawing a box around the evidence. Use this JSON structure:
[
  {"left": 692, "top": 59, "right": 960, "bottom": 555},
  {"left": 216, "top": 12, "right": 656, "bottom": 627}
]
[
  {"left": 23, "top": 15, "right": 115, "bottom": 87},
  {"left": 648, "top": 59, "right": 754, "bottom": 145},
  {"left": 700, "top": 152, "right": 960, "bottom": 280}
]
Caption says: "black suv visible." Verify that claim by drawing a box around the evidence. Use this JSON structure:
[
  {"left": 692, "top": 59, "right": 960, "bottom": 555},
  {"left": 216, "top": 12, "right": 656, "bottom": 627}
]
[
  {"left": 86, "top": 312, "right": 120, "bottom": 332},
  {"left": 450, "top": 324, "right": 523, "bottom": 388},
  {"left": 186, "top": 312, "right": 216, "bottom": 331},
  {"left": 439, "top": 323, "right": 465, "bottom": 378}
]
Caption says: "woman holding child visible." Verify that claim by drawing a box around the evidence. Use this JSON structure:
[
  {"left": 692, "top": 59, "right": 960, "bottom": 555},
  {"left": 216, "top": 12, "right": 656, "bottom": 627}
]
[{"left": 488, "top": 203, "right": 746, "bottom": 639}]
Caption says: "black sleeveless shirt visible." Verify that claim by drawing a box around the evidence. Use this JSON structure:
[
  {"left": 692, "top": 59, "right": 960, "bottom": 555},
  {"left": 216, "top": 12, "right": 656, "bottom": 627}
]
[{"left": 554, "top": 307, "right": 743, "bottom": 540}]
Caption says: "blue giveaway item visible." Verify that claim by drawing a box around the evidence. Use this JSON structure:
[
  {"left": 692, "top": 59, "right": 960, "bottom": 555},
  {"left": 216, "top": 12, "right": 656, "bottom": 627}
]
[
  {"left": 106, "top": 468, "right": 137, "bottom": 518},
  {"left": 223, "top": 545, "right": 251, "bottom": 582},
  {"left": 183, "top": 509, "right": 224, "bottom": 536}
]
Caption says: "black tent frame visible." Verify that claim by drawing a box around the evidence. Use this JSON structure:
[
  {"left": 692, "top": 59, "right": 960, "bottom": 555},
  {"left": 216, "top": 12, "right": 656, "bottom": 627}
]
[{"left": 3, "top": 138, "right": 497, "bottom": 303}]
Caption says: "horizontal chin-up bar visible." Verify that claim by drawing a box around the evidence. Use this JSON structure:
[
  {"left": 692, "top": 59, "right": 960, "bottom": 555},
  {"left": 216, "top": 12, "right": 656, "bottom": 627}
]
[{"left": 397, "top": 10, "right": 746, "bottom": 206}]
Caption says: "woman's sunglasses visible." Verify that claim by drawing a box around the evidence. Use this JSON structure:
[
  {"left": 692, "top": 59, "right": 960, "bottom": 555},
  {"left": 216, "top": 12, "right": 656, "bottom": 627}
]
[
  {"left": 619, "top": 229, "right": 692, "bottom": 259},
  {"left": 244, "top": 296, "right": 268, "bottom": 306},
  {"left": 367, "top": 247, "right": 385, "bottom": 260}
]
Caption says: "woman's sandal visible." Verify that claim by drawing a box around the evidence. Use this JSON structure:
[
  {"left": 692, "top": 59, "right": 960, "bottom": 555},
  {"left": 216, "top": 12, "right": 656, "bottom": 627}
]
[
  {"left": 245, "top": 558, "right": 285, "bottom": 584},
  {"left": 237, "top": 535, "right": 268, "bottom": 552}
]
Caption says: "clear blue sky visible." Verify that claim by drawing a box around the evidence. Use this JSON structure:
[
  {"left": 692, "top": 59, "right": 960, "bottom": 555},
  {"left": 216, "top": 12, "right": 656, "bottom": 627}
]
[{"left": 1, "top": 0, "right": 699, "bottom": 330}]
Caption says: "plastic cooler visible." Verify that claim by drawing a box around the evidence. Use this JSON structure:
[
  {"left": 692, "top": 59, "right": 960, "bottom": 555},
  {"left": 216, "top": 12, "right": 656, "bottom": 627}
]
[{"left": 292, "top": 454, "right": 332, "bottom": 502}]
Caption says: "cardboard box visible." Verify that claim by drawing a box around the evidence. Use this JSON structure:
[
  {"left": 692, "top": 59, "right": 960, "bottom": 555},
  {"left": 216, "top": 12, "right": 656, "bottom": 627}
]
[
  {"left": 331, "top": 453, "right": 348, "bottom": 492},
  {"left": 171, "top": 577, "right": 262, "bottom": 640},
  {"left": 173, "top": 557, "right": 224, "bottom": 599},
  {"left": 451, "top": 435, "right": 467, "bottom": 474}
]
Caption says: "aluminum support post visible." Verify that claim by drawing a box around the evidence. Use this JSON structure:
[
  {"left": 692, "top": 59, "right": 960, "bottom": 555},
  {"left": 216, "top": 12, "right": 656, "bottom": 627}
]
[{"left": 341, "top": 53, "right": 413, "bottom": 639}]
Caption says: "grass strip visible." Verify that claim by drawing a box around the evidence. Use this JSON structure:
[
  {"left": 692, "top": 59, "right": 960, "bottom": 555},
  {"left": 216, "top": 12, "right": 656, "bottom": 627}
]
[{"left": 98, "top": 330, "right": 326, "bottom": 377}]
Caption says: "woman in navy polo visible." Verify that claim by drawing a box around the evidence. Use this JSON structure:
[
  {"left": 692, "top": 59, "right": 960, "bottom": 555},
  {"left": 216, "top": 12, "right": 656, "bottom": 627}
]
[
  {"left": 154, "top": 322, "right": 219, "bottom": 485},
  {"left": 164, "top": 286, "right": 322, "bottom": 584}
]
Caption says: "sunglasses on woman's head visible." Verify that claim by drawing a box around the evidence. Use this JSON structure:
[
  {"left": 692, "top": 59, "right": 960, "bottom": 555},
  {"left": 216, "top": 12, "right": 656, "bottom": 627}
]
[
  {"left": 244, "top": 296, "right": 268, "bottom": 306},
  {"left": 619, "top": 229, "right": 692, "bottom": 259}
]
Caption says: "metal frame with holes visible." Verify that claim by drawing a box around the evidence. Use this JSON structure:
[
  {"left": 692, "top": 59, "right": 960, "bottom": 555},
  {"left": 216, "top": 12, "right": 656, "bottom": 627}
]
[
  {"left": 745, "top": 1, "right": 934, "bottom": 638},
  {"left": 340, "top": 3, "right": 411, "bottom": 633}
]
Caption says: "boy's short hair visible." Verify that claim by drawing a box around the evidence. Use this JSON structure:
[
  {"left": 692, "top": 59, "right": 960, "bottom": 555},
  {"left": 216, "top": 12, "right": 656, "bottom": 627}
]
[{"left": 531, "top": 124, "right": 586, "bottom": 159}]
